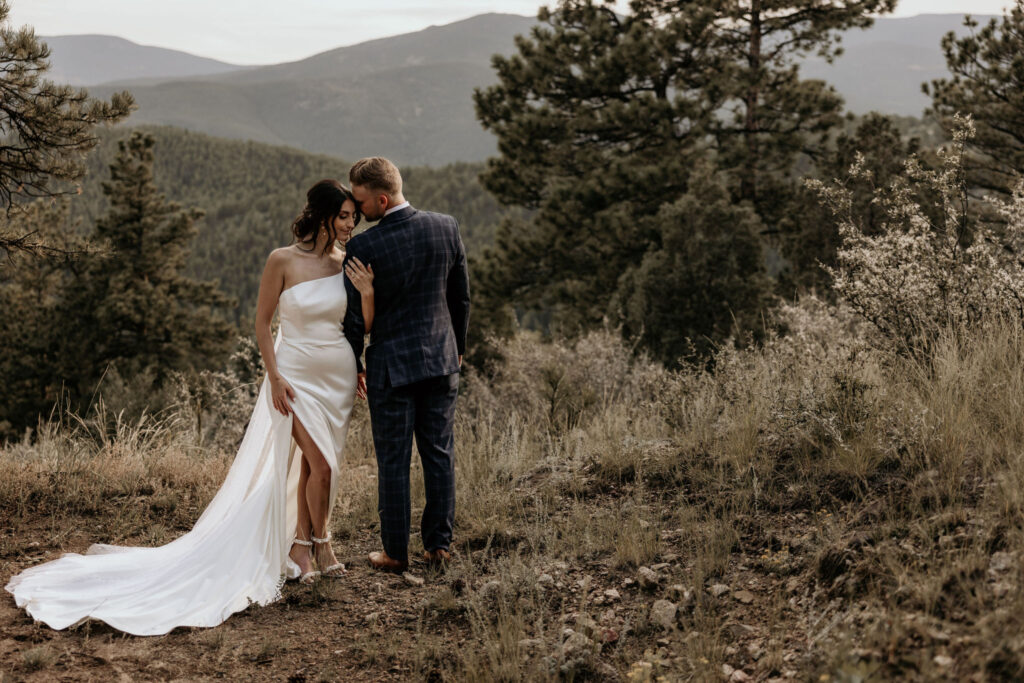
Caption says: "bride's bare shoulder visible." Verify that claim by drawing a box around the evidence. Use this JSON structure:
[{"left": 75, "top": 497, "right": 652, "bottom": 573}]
[{"left": 267, "top": 246, "right": 297, "bottom": 264}]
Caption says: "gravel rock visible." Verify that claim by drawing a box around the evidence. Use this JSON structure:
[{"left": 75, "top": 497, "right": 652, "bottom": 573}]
[
  {"left": 537, "top": 573, "right": 555, "bottom": 589},
  {"left": 403, "top": 572, "right": 425, "bottom": 587},
  {"left": 650, "top": 599, "right": 678, "bottom": 630},
  {"left": 638, "top": 566, "right": 661, "bottom": 590},
  {"left": 603, "top": 588, "right": 621, "bottom": 602},
  {"left": 561, "top": 629, "right": 599, "bottom": 661},
  {"left": 709, "top": 583, "right": 731, "bottom": 597},
  {"left": 734, "top": 589, "right": 755, "bottom": 604}
]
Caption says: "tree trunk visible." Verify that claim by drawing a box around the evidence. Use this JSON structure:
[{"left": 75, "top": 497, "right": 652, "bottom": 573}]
[{"left": 741, "top": 0, "right": 762, "bottom": 204}]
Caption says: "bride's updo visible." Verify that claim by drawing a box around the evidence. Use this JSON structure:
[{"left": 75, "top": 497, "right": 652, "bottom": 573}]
[{"left": 291, "top": 179, "right": 358, "bottom": 254}]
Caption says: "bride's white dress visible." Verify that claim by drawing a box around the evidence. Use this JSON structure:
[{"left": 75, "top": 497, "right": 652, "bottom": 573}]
[{"left": 5, "top": 272, "right": 357, "bottom": 636}]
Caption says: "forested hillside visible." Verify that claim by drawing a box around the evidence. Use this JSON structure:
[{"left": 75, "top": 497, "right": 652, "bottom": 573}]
[{"left": 70, "top": 126, "right": 516, "bottom": 321}]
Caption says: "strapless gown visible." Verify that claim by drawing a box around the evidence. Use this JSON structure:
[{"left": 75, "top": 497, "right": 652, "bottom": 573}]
[{"left": 5, "top": 272, "right": 357, "bottom": 636}]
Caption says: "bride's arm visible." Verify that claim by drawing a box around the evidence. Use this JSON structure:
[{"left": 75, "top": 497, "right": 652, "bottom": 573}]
[
  {"left": 345, "top": 257, "right": 375, "bottom": 333},
  {"left": 255, "top": 250, "right": 296, "bottom": 416}
]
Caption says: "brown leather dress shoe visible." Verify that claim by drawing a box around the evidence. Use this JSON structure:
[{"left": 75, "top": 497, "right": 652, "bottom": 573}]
[
  {"left": 423, "top": 548, "right": 451, "bottom": 567},
  {"left": 368, "top": 550, "right": 408, "bottom": 572}
]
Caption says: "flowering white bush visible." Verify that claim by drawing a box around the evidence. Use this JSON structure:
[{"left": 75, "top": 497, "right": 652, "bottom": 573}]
[{"left": 809, "top": 115, "right": 1024, "bottom": 355}]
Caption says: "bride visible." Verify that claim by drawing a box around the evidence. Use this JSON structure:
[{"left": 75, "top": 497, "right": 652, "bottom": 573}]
[{"left": 5, "top": 179, "right": 373, "bottom": 636}]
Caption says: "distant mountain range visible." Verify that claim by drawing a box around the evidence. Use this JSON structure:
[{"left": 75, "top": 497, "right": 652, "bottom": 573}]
[
  {"left": 42, "top": 12, "right": 996, "bottom": 165},
  {"left": 40, "top": 35, "right": 251, "bottom": 85}
]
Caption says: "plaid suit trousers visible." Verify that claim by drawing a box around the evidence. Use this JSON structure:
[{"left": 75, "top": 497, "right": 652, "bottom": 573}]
[{"left": 368, "top": 371, "right": 458, "bottom": 562}]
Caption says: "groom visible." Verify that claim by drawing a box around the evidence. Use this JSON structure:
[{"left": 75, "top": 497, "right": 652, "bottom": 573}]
[{"left": 343, "top": 157, "right": 470, "bottom": 572}]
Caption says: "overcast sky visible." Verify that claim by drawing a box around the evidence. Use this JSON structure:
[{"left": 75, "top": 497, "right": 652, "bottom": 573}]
[{"left": 8, "top": 0, "right": 1016, "bottom": 65}]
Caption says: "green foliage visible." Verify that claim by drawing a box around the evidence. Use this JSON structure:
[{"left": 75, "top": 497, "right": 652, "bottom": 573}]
[
  {"left": 927, "top": 4, "right": 1024, "bottom": 196},
  {"left": 811, "top": 116, "right": 1024, "bottom": 358},
  {"left": 612, "top": 167, "right": 770, "bottom": 365},
  {"left": 0, "top": 200, "right": 85, "bottom": 437},
  {"left": 781, "top": 113, "right": 925, "bottom": 292},
  {"left": 474, "top": 1, "right": 724, "bottom": 338},
  {"left": 68, "top": 127, "right": 513, "bottom": 322},
  {"left": 0, "top": 0, "right": 132, "bottom": 255},
  {"left": 473, "top": 0, "right": 896, "bottom": 361},
  {"left": 62, "top": 132, "right": 236, "bottom": 410},
  {"left": 708, "top": 0, "right": 896, "bottom": 212}
]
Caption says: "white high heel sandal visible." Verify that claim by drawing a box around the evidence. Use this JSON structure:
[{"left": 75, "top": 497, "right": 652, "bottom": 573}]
[
  {"left": 311, "top": 532, "right": 346, "bottom": 577},
  {"left": 292, "top": 538, "right": 320, "bottom": 584}
]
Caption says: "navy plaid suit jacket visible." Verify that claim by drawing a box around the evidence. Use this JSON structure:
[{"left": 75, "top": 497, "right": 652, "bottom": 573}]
[{"left": 343, "top": 205, "right": 470, "bottom": 388}]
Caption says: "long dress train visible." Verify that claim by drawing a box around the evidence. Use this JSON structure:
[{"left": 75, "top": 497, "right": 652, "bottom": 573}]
[{"left": 5, "top": 272, "right": 356, "bottom": 636}]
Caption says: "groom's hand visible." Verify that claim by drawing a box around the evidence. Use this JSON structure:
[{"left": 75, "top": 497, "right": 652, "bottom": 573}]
[{"left": 356, "top": 372, "right": 367, "bottom": 400}]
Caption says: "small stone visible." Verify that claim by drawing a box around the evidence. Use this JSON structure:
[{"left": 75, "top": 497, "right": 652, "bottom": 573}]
[
  {"left": 651, "top": 562, "right": 671, "bottom": 571},
  {"left": 638, "top": 567, "right": 661, "bottom": 590},
  {"left": 403, "top": 572, "right": 425, "bottom": 587},
  {"left": 722, "top": 664, "right": 736, "bottom": 677},
  {"left": 622, "top": 577, "right": 636, "bottom": 588},
  {"left": 933, "top": 655, "right": 954, "bottom": 667},
  {"left": 364, "top": 612, "right": 381, "bottom": 626},
  {"left": 734, "top": 590, "right": 755, "bottom": 605},
  {"left": 709, "top": 583, "right": 730, "bottom": 597},
  {"left": 519, "top": 638, "right": 544, "bottom": 654},
  {"left": 538, "top": 573, "right": 555, "bottom": 588},
  {"left": 650, "top": 599, "right": 678, "bottom": 630},
  {"left": 554, "top": 561, "right": 569, "bottom": 571},
  {"left": 561, "top": 629, "right": 599, "bottom": 660},
  {"left": 662, "top": 553, "right": 679, "bottom": 563},
  {"left": 603, "top": 588, "right": 621, "bottom": 602},
  {"left": 990, "top": 552, "right": 1015, "bottom": 573},
  {"left": 599, "top": 628, "right": 619, "bottom": 644},
  {"left": 730, "top": 669, "right": 752, "bottom": 682}
]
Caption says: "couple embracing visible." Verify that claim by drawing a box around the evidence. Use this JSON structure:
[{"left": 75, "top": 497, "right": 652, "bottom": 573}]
[{"left": 5, "top": 157, "right": 471, "bottom": 636}]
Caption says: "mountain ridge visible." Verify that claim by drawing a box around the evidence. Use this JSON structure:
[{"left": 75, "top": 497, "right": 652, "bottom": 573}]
[{"left": 52, "top": 12, "right": 1000, "bottom": 164}]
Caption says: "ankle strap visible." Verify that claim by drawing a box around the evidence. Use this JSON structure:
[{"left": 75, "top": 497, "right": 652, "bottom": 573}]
[
  {"left": 293, "top": 538, "right": 313, "bottom": 547},
  {"left": 311, "top": 532, "right": 331, "bottom": 544}
]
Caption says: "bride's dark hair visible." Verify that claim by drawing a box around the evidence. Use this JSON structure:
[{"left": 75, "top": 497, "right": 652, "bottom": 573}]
[{"left": 291, "top": 179, "right": 358, "bottom": 255}]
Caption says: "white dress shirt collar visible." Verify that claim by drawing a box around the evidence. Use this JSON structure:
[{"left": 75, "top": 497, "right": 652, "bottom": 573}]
[{"left": 384, "top": 201, "right": 410, "bottom": 217}]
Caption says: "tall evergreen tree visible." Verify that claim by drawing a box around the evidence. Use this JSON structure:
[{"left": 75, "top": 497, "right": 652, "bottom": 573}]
[
  {"left": 0, "top": 200, "right": 83, "bottom": 438},
  {"left": 926, "top": 2, "right": 1024, "bottom": 197},
  {"left": 474, "top": 1, "right": 727, "bottom": 338},
  {"left": 0, "top": 1, "right": 132, "bottom": 255},
  {"left": 709, "top": 0, "right": 896, "bottom": 214},
  {"left": 66, "top": 132, "right": 236, "bottom": 400},
  {"left": 473, "top": 0, "right": 894, "bottom": 360}
]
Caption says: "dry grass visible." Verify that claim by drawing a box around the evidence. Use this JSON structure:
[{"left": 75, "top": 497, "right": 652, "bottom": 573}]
[{"left": 5, "top": 316, "right": 1024, "bottom": 680}]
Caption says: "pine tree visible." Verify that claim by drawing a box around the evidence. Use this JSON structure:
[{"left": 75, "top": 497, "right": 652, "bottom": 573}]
[
  {"left": 67, "top": 132, "right": 236, "bottom": 400},
  {"left": 0, "top": 1, "right": 132, "bottom": 256},
  {"left": 709, "top": 0, "right": 897, "bottom": 213},
  {"left": 0, "top": 200, "right": 84, "bottom": 438},
  {"left": 611, "top": 165, "right": 770, "bottom": 365},
  {"left": 473, "top": 1, "right": 726, "bottom": 337},
  {"left": 926, "top": 3, "right": 1024, "bottom": 197},
  {"left": 473, "top": 0, "right": 894, "bottom": 360}
]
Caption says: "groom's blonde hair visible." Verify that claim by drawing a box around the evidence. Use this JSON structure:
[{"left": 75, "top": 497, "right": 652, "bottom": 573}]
[{"left": 349, "top": 157, "right": 403, "bottom": 199}]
